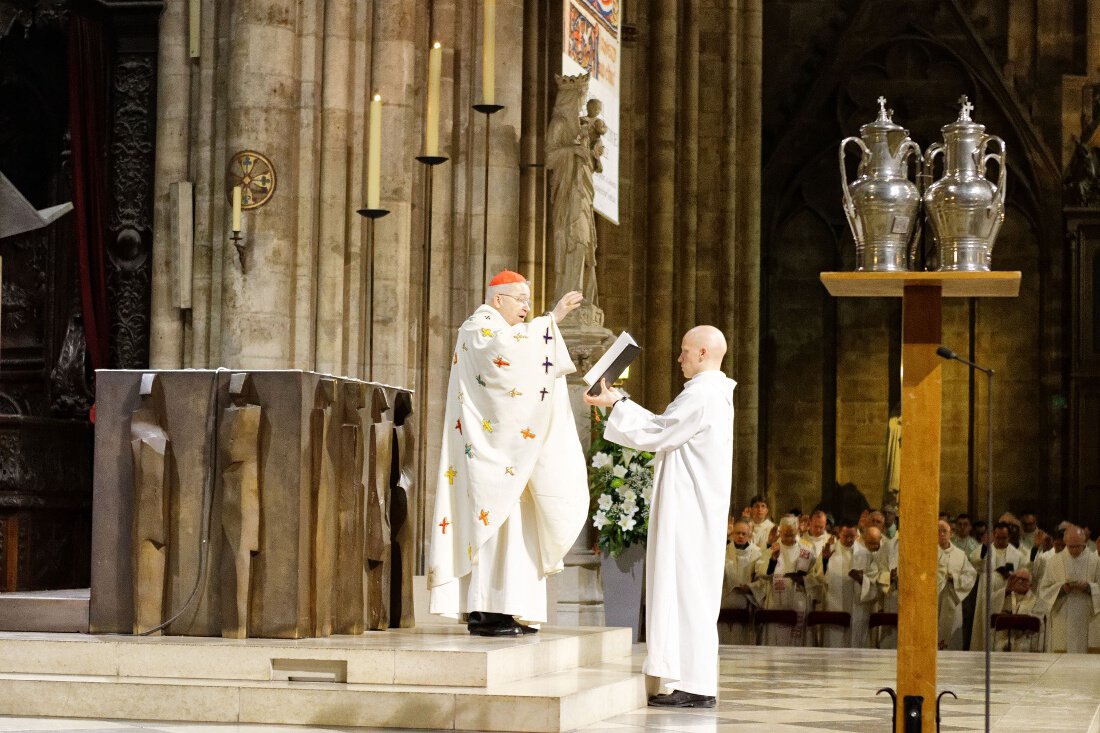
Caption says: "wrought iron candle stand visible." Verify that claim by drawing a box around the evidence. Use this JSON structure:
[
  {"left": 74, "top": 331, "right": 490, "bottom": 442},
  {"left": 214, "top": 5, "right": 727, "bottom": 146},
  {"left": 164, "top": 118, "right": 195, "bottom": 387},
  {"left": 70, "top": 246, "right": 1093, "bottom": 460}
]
[
  {"left": 355, "top": 206, "right": 391, "bottom": 381},
  {"left": 413, "top": 151, "right": 449, "bottom": 571},
  {"left": 473, "top": 103, "right": 504, "bottom": 287}
]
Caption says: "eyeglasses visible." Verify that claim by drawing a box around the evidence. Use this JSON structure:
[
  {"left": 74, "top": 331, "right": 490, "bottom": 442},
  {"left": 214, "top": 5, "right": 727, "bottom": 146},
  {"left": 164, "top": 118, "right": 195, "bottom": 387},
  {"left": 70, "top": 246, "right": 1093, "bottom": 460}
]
[{"left": 499, "top": 293, "right": 531, "bottom": 306}]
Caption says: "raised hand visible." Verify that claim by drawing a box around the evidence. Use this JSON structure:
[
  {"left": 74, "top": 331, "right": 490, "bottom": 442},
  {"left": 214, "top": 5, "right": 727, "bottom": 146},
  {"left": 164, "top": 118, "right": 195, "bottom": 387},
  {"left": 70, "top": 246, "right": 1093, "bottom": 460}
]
[{"left": 552, "top": 291, "right": 584, "bottom": 322}]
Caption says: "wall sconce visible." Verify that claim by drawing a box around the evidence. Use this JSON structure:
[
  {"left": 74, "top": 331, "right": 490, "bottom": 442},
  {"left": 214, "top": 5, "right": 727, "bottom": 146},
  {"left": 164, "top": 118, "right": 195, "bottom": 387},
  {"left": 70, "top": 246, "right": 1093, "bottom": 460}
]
[{"left": 229, "top": 185, "right": 244, "bottom": 268}]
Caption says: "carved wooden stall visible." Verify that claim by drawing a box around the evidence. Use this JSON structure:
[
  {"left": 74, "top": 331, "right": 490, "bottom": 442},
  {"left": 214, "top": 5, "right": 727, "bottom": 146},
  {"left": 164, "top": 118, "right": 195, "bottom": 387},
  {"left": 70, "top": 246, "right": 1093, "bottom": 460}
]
[{"left": 89, "top": 370, "right": 414, "bottom": 639}]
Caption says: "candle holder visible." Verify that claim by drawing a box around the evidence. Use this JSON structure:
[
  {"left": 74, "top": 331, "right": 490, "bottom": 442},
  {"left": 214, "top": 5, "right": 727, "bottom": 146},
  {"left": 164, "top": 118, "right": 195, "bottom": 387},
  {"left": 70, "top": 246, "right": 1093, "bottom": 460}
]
[
  {"left": 355, "top": 207, "right": 391, "bottom": 381},
  {"left": 229, "top": 230, "right": 245, "bottom": 270},
  {"left": 413, "top": 152, "right": 448, "bottom": 571},
  {"left": 472, "top": 103, "right": 505, "bottom": 289}
]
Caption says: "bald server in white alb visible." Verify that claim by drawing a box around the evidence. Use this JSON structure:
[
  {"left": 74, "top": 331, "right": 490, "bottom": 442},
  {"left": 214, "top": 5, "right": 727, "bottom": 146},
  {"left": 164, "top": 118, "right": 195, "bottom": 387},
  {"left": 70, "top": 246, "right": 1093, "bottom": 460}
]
[{"left": 585, "top": 325, "right": 736, "bottom": 709}]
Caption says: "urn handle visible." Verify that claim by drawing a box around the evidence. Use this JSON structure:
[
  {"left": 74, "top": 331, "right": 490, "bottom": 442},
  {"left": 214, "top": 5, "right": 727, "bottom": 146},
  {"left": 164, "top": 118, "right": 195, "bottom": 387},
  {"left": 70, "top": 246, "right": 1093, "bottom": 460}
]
[
  {"left": 977, "top": 135, "right": 1007, "bottom": 214},
  {"left": 923, "top": 142, "right": 945, "bottom": 186},
  {"left": 839, "top": 136, "right": 870, "bottom": 220}
]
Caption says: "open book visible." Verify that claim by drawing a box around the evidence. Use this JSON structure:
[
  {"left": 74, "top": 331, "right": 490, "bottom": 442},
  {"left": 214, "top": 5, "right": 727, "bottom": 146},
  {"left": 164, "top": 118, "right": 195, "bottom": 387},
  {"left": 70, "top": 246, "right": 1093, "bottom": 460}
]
[{"left": 582, "top": 332, "right": 641, "bottom": 396}]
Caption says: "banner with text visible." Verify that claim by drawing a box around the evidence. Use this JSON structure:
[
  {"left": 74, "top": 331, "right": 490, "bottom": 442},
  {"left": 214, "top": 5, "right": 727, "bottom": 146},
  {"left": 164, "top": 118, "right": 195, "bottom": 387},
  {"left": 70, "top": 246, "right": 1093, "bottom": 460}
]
[{"left": 562, "top": 0, "right": 621, "bottom": 224}]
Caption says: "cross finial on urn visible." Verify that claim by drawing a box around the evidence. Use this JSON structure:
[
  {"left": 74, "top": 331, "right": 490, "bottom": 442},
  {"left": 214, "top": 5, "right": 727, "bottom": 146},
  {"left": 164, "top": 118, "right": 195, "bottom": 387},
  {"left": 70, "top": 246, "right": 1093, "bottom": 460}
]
[
  {"left": 958, "top": 94, "right": 974, "bottom": 121},
  {"left": 877, "top": 95, "right": 889, "bottom": 119}
]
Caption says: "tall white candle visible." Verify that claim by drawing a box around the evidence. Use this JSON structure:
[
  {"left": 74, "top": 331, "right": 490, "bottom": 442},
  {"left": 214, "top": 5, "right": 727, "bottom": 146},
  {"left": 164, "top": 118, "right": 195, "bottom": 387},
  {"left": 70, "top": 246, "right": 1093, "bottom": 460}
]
[
  {"left": 367, "top": 94, "right": 382, "bottom": 209},
  {"left": 482, "top": 0, "right": 495, "bottom": 105},
  {"left": 425, "top": 42, "right": 442, "bottom": 156},
  {"left": 231, "top": 186, "right": 242, "bottom": 232}
]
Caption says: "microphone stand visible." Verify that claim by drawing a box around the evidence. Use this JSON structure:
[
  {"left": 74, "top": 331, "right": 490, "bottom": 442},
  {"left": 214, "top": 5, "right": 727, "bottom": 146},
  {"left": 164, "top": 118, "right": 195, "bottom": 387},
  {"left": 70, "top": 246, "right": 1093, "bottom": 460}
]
[{"left": 937, "top": 345, "right": 994, "bottom": 733}]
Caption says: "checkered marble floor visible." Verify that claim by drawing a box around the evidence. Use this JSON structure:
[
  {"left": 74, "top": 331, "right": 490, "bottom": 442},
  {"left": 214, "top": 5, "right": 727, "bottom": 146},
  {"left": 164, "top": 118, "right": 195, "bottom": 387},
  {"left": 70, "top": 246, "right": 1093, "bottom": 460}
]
[{"left": 0, "top": 645, "right": 1096, "bottom": 732}]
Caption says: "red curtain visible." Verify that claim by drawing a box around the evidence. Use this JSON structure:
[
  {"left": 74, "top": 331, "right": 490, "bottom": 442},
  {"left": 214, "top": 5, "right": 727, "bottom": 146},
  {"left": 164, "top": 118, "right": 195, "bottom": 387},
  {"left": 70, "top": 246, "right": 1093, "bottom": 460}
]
[{"left": 67, "top": 13, "right": 111, "bottom": 371}]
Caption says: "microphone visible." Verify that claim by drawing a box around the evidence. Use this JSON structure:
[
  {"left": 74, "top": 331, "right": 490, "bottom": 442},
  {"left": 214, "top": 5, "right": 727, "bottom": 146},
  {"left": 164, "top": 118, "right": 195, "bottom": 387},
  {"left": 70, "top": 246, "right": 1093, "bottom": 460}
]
[{"left": 936, "top": 345, "right": 992, "bottom": 375}]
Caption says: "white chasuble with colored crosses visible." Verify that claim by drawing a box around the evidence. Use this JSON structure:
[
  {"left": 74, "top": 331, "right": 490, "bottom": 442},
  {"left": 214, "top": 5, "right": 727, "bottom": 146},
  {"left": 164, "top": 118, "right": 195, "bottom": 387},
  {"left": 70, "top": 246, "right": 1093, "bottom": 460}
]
[{"left": 427, "top": 304, "right": 588, "bottom": 600}]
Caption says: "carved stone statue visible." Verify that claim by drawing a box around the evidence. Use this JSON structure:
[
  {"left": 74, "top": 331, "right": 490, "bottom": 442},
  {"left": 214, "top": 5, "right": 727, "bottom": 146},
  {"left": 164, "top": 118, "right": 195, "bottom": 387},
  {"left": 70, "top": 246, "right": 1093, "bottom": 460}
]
[
  {"left": 547, "top": 73, "right": 602, "bottom": 305},
  {"left": 219, "top": 373, "right": 261, "bottom": 639},
  {"left": 130, "top": 373, "right": 170, "bottom": 635}
]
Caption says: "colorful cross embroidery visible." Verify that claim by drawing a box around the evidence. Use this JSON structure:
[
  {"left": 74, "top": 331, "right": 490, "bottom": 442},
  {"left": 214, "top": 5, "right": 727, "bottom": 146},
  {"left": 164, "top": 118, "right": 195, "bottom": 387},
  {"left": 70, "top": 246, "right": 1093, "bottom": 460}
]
[
  {"left": 482, "top": 419, "right": 494, "bottom": 433},
  {"left": 467, "top": 544, "right": 473, "bottom": 559},
  {"left": 438, "top": 517, "right": 450, "bottom": 534},
  {"left": 462, "top": 343, "right": 468, "bottom": 351},
  {"left": 445, "top": 466, "right": 457, "bottom": 485},
  {"left": 484, "top": 314, "right": 492, "bottom": 320},
  {"left": 479, "top": 509, "right": 491, "bottom": 526},
  {"left": 542, "top": 357, "right": 553, "bottom": 374},
  {"left": 476, "top": 374, "right": 486, "bottom": 387},
  {"left": 539, "top": 387, "right": 549, "bottom": 401},
  {"left": 453, "top": 352, "right": 458, "bottom": 364},
  {"left": 455, "top": 419, "right": 462, "bottom": 434},
  {"left": 464, "top": 443, "right": 473, "bottom": 458},
  {"left": 514, "top": 333, "right": 528, "bottom": 342},
  {"left": 480, "top": 328, "right": 494, "bottom": 338},
  {"left": 492, "top": 355, "right": 510, "bottom": 368},
  {"left": 521, "top": 427, "right": 535, "bottom": 440},
  {"left": 458, "top": 391, "right": 465, "bottom": 403},
  {"left": 508, "top": 388, "right": 523, "bottom": 398},
  {"left": 505, "top": 466, "right": 515, "bottom": 476},
  {"left": 543, "top": 328, "right": 552, "bottom": 344}
]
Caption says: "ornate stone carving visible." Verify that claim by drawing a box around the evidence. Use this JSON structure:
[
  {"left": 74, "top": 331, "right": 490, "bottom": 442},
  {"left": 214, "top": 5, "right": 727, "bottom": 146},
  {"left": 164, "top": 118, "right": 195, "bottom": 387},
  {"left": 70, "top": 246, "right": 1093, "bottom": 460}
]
[
  {"left": 108, "top": 53, "right": 156, "bottom": 369},
  {"left": 49, "top": 309, "right": 93, "bottom": 416},
  {"left": 547, "top": 73, "right": 602, "bottom": 306}
]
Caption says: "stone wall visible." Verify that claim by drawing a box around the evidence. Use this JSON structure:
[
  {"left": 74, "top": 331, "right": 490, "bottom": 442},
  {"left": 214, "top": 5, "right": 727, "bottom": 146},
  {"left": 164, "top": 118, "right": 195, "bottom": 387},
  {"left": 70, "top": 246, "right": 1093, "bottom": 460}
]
[{"left": 148, "top": 0, "right": 764, "bottom": 566}]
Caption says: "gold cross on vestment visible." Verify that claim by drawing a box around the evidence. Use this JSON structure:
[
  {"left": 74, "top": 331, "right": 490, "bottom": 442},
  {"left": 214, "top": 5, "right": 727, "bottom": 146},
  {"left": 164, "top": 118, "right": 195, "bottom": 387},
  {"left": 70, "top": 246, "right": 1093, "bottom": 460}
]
[
  {"left": 445, "top": 466, "right": 457, "bottom": 485},
  {"left": 482, "top": 419, "right": 493, "bottom": 433}
]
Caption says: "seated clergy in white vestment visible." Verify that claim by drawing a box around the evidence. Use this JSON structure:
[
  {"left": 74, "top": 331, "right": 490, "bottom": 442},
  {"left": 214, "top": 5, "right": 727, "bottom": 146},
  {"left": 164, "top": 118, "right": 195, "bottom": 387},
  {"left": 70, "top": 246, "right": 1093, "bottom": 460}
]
[
  {"left": 969, "top": 521, "right": 1029, "bottom": 651},
  {"left": 428, "top": 272, "right": 589, "bottom": 636},
  {"left": 720, "top": 519, "right": 760, "bottom": 644},
  {"left": 1038, "top": 526, "right": 1100, "bottom": 653},
  {"left": 748, "top": 494, "right": 775, "bottom": 551},
  {"left": 753, "top": 515, "right": 818, "bottom": 646},
  {"left": 937, "top": 520, "right": 977, "bottom": 650},
  {"left": 584, "top": 325, "right": 736, "bottom": 709},
  {"left": 819, "top": 520, "right": 881, "bottom": 648},
  {"left": 994, "top": 569, "right": 1046, "bottom": 652}
]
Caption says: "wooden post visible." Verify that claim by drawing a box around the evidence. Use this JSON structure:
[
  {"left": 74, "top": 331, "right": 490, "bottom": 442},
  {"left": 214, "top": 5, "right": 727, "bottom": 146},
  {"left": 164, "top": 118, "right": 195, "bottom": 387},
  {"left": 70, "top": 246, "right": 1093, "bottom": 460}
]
[{"left": 897, "top": 284, "right": 942, "bottom": 733}]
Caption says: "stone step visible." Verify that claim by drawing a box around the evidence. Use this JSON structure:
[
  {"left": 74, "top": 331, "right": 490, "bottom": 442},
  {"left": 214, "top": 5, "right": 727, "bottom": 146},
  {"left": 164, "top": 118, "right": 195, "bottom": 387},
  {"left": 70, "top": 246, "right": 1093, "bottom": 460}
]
[
  {"left": 0, "top": 624, "right": 632, "bottom": 688},
  {"left": 0, "top": 655, "right": 646, "bottom": 733},
  {"left": 0, "top": 589, "right": 89, "bottom": 633}
]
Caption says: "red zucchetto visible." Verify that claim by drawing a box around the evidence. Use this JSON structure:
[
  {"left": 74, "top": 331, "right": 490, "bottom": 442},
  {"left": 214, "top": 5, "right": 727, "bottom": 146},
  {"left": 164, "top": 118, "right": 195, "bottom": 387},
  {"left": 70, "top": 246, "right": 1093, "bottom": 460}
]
[{"left": 488, "top": 270, "right": 526, "bottom": 286}]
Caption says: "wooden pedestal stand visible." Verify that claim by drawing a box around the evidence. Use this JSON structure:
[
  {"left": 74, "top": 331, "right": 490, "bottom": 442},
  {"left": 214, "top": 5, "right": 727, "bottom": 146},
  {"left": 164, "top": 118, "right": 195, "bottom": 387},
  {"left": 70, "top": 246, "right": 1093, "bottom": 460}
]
[{"left": 820, "top": 271, "right": 1020, "bottom": 733}]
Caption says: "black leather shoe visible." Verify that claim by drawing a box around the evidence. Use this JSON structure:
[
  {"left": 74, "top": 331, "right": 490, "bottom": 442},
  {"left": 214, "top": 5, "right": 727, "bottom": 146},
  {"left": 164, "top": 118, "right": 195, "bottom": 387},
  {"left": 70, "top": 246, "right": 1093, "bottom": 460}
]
[
  {"left": 515, "top": 622, "right": 538, "bottom": 635},
  {"left": 648, "top": 690, "right": 717, "bottom": 708},
  {"left": 470, "top": 623, "right": 523, "bottom": 637}
]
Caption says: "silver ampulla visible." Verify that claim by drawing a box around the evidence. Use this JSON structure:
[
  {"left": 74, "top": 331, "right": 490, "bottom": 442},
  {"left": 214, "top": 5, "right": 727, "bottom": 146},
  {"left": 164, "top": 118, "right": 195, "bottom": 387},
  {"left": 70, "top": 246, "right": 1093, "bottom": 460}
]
[
  {"left": 923, "top": 95, "right": 1006, "bottom": 272},
  {"left": 839, "top": 96, "right": 922, "bottom": 272}
]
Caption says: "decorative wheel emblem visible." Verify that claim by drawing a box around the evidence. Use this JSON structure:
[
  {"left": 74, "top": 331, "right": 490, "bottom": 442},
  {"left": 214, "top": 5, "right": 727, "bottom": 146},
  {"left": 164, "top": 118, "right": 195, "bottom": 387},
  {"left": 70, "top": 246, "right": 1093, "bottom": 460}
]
[{"left": 226, "top": 150, "right": 276, "bottom": 209}]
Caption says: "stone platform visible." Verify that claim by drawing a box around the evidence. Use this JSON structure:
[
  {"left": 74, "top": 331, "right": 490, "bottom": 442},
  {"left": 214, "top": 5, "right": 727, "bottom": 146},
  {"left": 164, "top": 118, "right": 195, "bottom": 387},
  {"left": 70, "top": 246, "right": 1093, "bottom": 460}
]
[{"left": 0, "top": 624, "right": 643, "bottom": 732}]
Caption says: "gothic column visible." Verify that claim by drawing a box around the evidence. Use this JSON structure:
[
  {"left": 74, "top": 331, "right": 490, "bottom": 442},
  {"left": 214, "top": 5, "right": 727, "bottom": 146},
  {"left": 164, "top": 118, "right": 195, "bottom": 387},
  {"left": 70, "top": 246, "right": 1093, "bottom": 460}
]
[
  {"left": 645, "top": 0, "right": 677, "bottom": 406},
  {"left": 313, "top": 0, "right": 355, "bottom": 376},
  {"left": 149, "top": 0, "right": 191, "bottom": 368},
  {"left": 733, "top": 0, "right": 762, "bottom": 494},
  {"left": 220, "top": 0, "right": 302, "bottom": 368}
]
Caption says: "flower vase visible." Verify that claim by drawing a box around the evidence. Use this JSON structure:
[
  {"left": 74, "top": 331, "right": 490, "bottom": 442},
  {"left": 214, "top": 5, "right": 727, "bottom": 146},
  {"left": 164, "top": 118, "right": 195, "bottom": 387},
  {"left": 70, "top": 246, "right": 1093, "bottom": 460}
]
[{"left": 600, "top": 542, "right": 645, "bottom": 642}]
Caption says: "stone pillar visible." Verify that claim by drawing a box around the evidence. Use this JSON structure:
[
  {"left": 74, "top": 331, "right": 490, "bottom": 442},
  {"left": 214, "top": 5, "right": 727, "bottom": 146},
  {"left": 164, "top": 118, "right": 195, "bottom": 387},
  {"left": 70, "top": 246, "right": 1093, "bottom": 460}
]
[
  {"left": 734, "top": 0, "right": 762, "bottom": 496},
  {"left": 314, "top": 0, "right": 354, "bottom": 376},
  {"left": 149, "top": 0, "right": 190, "bottom": 368},
  {"left": 221, "top": 0, "right": 301, "bottom": 369},
  {"left": 645, "top": 1, "right": 677, "bottom": 406},
  {"left": 676, "top": 0, "right": 699, "bottom": 338}
]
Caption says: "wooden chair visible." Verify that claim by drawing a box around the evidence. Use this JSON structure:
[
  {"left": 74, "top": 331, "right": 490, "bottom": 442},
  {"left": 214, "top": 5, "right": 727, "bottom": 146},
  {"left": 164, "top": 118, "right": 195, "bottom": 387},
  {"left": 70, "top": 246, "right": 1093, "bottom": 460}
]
[
  {"left": 992, "top": 613, "right": 1041, "bottom": 651},
  {"left": 868, "top": 611, "right": 898, "bottom": 648},
  {"left": 754, "top": 608, "right": 798, "bottom": 645},
  {"left": 804, "top": 610, "right": 851, "bottom": 646}
]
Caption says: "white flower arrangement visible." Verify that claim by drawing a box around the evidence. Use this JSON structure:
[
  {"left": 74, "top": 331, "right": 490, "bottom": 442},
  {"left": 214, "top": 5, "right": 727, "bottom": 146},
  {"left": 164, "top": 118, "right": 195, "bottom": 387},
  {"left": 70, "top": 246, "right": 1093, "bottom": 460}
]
[{"left": 588, "top": 408, "right": 655, "bottom": 557}]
